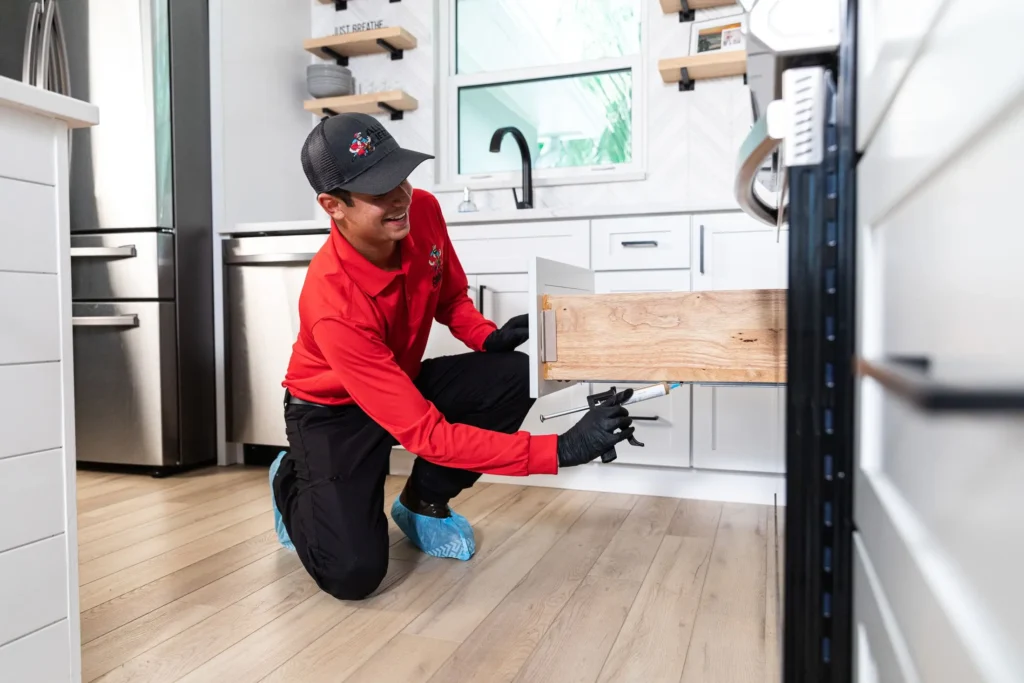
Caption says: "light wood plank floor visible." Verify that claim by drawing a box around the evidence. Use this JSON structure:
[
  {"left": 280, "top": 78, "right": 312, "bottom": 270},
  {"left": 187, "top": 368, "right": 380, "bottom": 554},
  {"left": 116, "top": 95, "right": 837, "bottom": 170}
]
[{"left": 77, "top": 466, "right": 782, "bottom": 683}]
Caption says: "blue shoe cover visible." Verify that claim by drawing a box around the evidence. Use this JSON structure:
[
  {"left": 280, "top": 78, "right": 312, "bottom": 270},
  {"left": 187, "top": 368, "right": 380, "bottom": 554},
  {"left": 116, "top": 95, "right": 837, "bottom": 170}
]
[
  {"left": 269, "top": 451, "right": 295, "bottom": 551},
  {"left": 391, "top": 498, "right": 476, "bottom": 561}
]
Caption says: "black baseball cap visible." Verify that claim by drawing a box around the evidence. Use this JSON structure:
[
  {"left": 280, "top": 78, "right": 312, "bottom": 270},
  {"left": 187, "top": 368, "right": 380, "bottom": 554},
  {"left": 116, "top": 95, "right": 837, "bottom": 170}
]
[{"left": 300, "top": 113, "right": 434, "bottom": 196}]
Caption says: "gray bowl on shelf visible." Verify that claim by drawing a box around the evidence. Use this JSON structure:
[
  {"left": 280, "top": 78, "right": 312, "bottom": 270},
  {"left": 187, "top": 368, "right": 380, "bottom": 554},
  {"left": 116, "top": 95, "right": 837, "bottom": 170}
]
[
  {"left": 307, "top": 74, "right": 354, "bottom": 99},
  {"left": 307, "top": 63, "right": 351, "bottom": 78}
]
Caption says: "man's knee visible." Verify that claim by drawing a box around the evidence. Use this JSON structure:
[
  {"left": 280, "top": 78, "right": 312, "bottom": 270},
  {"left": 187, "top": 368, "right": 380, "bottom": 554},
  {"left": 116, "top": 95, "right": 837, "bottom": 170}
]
[
  {"left": 317, "top": 554, "right": 388, "bottom": 601},
  {"left": 493, "top": 350, "right": 530, "bottom": 389}
]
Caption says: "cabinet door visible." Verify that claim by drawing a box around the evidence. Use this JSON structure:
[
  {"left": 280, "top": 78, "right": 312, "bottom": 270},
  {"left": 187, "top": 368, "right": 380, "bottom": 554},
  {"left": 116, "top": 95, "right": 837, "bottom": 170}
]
[
  {"left": 590, "top": 270, "right": 692, "bottom": 468},
  {"left": 477, "top": 273, "right": 588, "bottom": 437},
  {"left": 422, "top": 275, "right": 478, "bottom": 360},
  {"left": 690, "top": 213, "right": 787, "bottom": 473}
]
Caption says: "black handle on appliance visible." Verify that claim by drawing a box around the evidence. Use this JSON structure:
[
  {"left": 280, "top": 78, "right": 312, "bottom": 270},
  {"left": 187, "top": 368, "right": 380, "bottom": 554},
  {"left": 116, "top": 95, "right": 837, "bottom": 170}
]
[
  {"left": 858, "top": 357, "right": 1024, "bottom": 412},
  {"left": 621, "top": 240, "right": 658, "bottom": 248},
  {"left": 478, "top": 285, "right": 486, "bottom": 317}
]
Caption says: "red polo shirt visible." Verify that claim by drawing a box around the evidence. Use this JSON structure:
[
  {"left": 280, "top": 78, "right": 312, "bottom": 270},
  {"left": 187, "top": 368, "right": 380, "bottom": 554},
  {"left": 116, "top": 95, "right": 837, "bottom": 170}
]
[{"left": 283, "top": 189, "right": 558, "bottom": 477}]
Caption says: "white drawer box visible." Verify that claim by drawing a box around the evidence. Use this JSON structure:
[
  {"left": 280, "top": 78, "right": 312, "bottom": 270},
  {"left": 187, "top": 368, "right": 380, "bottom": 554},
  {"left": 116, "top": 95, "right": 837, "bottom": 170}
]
[
  {"left": 0, "top": 272, "right": 61, "bottom": 365},
  {"left": 591, "top": 215, "right": 690, "bottom": 271},
  {"left": 0, "top": 107, "right": 56, "bottom": 186},
  {"left": 449, "top": 220, "right": 589, "bottom": 273},
  {"left": 0, "top": 363, "right": 63, "bottom": 459},
  {"left": 0, "top": 535, "right": 69, "bottom": 646},
  {"left": 0, "top": 619, "right": 71, "bottom": 683},
  {"left": 0, "top": 178, "right": 57, "bottom": 274},
  {"left": 0, "top": 450, "right": 66, "bottom": 553}
]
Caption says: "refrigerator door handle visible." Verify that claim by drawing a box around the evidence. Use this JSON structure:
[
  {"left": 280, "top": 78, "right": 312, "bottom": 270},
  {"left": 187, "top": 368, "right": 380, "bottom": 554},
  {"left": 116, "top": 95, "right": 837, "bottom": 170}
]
[
  {"left": 72, "top": 314, "right": 140, "bottom": 328},
  {"left": 22, "top": 2, "right": 42, "bottom": 85},
  {"left": 734, "top": 99, "right": 787, "bottom": 227},
  {"left": 53, "top": 1, "right": 71, "bottom": 96},
  {"left": 70, "top": 245, "right": 138, "bottom": 259},
  {"left": 34, "top": 0, "right": 56, "bottom": 90}
]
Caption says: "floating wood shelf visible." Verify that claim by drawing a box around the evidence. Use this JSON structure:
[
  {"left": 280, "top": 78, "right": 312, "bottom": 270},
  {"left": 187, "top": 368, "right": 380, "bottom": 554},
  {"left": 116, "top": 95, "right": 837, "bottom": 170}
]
[
  {"left": 304, "top": 90, "right": 418, "bottom": 120},
  {"left": 542, "top": 289, "right": 787, "bottom": 384},
  {"left": 660, "top": 0, "right": 738, "bottom": 21},
  {"left": 304, "top": 27, "right": 416, "bottom": 65},
  {"left": 658, "top": 50, "right": 747, "bottom": 90}
]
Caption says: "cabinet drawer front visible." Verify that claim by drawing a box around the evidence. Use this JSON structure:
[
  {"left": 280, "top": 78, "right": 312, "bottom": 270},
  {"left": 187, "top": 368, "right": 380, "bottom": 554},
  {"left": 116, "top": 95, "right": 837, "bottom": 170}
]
[
  {"left": 0, "top": 107, "right": 56, "bottom": 186},
  {"left": 591, "top": 216, "right": 690, "bottom": 271},
  {"left": 594, "top": 269, "right": 691, "bottom": 293},
  {"left": 0, "top": 179, "right": 57, "bottom": 274},
  {"left": 0, "top": 272, "right": 61, "bottom": 365},
  {"left": 0, "top": 363, "right": 63, "bottom": 459},
  {"left": 70, "top": 232, "right": 175, "bottom": 300},
  {"left": 0, "top": 619, "right": 71, "bottom": 683},
  {"left": 0, "top": 535, "right": 69, "bottom": 646},
  {"left": 590, "top": 381, "right": 691, "bottom": 468},
  {"left": 449, "top": 221, "right": 589, "bottom": 273},
  {"left": 0, "top": 450, "right": 65, "bottom": 553},
  {"left": 692, "top": 384, "right": 785, "bottom": 474}
]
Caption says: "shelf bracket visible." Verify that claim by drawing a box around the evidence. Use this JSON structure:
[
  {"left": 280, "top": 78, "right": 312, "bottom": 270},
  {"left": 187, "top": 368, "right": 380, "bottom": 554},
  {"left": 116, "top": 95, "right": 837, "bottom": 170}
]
[
  {"left": 320, "top": 46, "right": 349, "bottom": 67},
  {"left": 678, "top": 67, "right": 694, "bottom": 92},
  {"left": 322, "top": 107, "right": 339, "bottom": 117},
  {"left": 376, "top": 38, "right": 404, "bottom": 60},
  {"left": 333, "top": 0, "right": 346, "bottom": 10},
  {"left": 678, "top": 0, "right": 695, "bottom": 22},
  {"left": 377, "top": 100, "right": 403, "bottom": 120}
]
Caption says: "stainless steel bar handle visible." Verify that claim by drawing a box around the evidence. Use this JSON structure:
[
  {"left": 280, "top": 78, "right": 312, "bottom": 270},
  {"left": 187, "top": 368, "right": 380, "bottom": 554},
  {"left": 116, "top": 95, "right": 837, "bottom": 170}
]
[
  {"left": 22, "top": 2, "right": 42, "bottom": 84},
  {"left": 52, "top": 1, "right": 70, "bottom": 96},
  {"left": 734, "top": 99, "right": 786, "bottom": 227},
  {"left": 70, "top": 245, "right": 138, "bottom": 259},
  {"left": 72, "top": 314, "right": 140, "bottom": 328},
  {"left": 34, "top": 0, "right": 55, "bottom": 90},
  {"left": 699, "top": 225, "right": 705, "bottom": 274},
  {"left": 225, "top": 252, "right": 317, "bottom": 265}
]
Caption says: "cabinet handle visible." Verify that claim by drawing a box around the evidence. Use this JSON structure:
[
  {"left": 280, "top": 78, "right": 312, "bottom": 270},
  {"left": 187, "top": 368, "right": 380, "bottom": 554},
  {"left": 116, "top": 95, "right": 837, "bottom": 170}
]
[
  {"left": 631, "top": 415, "right": 659, "bottom": 421},
  {"left": 225, "top": 252, "right": 316, "bottom": 265},
  {"left": 699, "top": 225, "right": 705, "bottom": 274},
  {"left": 621, "top": 240, "right": 658, "bottom": 248},
  {"left": 478, "top": 285, "right": 486, "bottom": 317}
]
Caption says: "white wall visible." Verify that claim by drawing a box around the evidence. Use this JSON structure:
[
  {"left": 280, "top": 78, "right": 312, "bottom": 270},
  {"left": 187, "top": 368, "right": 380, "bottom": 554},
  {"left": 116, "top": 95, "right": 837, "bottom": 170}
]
[{"left": 309, "top": 1, "right": 754, "bottom": 216}]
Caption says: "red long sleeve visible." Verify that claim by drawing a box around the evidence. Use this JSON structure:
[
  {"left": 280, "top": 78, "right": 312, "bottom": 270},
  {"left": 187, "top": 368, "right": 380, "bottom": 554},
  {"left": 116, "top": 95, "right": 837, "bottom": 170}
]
[{"left": 310, "top": 317, "right": 557, "bottom": 476}]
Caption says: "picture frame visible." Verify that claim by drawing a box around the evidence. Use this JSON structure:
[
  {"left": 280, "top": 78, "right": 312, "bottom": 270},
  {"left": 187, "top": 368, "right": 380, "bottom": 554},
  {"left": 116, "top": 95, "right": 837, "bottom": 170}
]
[{"left": 689, "top": 14, "right": 747, "bottom": 55}]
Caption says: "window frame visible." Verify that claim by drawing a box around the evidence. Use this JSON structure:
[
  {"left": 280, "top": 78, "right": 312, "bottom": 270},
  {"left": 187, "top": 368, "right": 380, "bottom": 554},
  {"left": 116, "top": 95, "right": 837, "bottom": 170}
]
[{"left": 435, "top": 0, "right": 649, "bottom": 192}]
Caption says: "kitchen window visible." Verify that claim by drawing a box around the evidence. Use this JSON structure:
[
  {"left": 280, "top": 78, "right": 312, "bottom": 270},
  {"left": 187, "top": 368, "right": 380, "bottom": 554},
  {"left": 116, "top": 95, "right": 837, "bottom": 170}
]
[{"left": 438, "top": 0, "right": 646, "bottom": 190}]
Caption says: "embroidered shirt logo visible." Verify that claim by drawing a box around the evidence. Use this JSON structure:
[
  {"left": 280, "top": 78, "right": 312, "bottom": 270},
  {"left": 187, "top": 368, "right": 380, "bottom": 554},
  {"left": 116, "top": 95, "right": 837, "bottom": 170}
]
[
  {"left": 428, "top": 245, "right": 443, "bottom": 288},
  {"left": 349, "top": 132, "right": 374, "bottom": 158}
]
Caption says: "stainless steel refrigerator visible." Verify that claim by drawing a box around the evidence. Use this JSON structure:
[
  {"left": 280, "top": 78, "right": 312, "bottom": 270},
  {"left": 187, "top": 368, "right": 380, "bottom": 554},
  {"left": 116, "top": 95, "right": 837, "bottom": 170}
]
[{"left": 0, "top": 0, "right": 215, "bottom": 471}]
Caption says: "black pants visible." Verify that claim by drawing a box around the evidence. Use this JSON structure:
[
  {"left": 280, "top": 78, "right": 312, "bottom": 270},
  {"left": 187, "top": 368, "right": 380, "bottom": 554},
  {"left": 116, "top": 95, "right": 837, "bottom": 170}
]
[{"left": 273, "top": 351, "right": 535, "bottom": 600}]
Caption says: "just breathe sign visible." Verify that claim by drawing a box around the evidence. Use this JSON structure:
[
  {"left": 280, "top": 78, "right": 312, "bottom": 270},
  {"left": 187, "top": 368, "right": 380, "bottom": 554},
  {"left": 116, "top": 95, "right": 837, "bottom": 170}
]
[{"left": 334, "top": 20, "right": 385, "bottom": 35}]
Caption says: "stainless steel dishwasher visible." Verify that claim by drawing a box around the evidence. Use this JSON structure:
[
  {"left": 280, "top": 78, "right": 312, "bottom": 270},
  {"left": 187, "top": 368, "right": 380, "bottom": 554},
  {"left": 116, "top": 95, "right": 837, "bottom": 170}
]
[{"left": 224, "top": 233, "right": 329, "bottom": 447}]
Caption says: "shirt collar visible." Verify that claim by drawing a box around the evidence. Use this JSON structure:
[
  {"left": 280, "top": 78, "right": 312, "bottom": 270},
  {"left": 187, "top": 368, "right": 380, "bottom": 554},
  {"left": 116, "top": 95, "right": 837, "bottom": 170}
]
[{"left": 330, "top": 220, "right": 416, "bottom": 297}]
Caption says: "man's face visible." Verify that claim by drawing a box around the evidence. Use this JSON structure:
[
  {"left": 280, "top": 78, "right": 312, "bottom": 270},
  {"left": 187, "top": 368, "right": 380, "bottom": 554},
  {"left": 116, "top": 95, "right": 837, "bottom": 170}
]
[{"left": 318, "top": 180, "right": 413, "bottom": 244}]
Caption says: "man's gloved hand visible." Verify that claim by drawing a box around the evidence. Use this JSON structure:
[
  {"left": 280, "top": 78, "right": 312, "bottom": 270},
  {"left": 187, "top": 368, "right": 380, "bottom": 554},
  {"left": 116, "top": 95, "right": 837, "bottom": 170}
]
[
  {"left": 483, "top": 314, "right": 529, "bottom": 352},
  {"left": 556, "top": 389, "right": 635, "bottom": 468}
]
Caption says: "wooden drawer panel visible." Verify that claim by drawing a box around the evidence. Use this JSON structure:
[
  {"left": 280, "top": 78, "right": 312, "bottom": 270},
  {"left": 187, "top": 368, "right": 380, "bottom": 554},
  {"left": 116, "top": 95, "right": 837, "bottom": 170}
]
[
  {"left": 591, "top": 215, "right": 690, "bottom": 271},
  {"left": 0, "top": 535, "right": 69, "bottom": 646},
  {"left": 0, "top": 363, "right": 63, "bottom": 459},
  {"left": 0, "top": 107, "right": 56, "bottom": 185},
  {"left": 0, "top": 450, "right": 66, "bottom": 553},
  {"left": 0, "top": 272, "right": 61, "bottom": 365},
  {"left": 449, "top": 221, "right": 589, "bottom": 273},
  {"left": 0, "top": 178, "right": 57, "bottom": 274},
  {"left": 543, "top": 289, "right": 787, "bottom": 384},
  {"left": 0, "top": 619, "right": 71, "bottom": 683}
]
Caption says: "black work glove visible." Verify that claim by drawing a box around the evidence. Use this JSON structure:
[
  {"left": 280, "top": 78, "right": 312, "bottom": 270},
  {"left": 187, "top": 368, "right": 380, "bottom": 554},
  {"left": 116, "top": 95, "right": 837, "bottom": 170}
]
[
  {"left": 556, "top": 388, "right": 635, "bottom": 468},
  {"left": 483, "top": 314, "right": 529, "bottom": 352}
]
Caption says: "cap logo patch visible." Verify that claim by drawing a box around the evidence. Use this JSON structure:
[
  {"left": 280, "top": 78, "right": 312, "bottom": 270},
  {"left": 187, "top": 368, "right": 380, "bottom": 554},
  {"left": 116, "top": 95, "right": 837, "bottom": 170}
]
[{"left": 349, "top": 132, "right": 375, "bottom": 159}]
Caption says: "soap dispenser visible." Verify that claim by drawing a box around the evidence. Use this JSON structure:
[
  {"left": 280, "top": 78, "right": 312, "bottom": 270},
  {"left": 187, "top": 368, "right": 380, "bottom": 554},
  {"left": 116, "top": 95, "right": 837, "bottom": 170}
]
[{"left": 457, "top": 187, "right": 478, "bottom": 213}]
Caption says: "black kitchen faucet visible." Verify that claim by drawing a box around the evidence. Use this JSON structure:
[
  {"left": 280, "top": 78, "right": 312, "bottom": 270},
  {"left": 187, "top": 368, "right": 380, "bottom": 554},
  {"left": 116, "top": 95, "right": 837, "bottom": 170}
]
[{"left": 488, "top": 126, "right": 533, "bottom": 209}]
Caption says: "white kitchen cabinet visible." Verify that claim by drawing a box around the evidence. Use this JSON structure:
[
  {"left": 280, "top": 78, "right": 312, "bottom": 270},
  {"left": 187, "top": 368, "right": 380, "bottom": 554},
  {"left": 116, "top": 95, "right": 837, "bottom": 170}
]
[
  {"left": 690, "top": 213, "right": 787, "bottom": 474},
  {"left": 590, "top": 270, "right": 692, "bottom": 468},
  {"left": 476, "top": 273, "right": 588, "bottom": 437}
]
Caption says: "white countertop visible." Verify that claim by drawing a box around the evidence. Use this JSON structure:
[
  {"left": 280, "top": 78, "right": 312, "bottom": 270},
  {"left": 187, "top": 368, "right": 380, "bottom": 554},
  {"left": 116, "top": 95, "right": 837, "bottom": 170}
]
[
  {"left": 0, "top": 75, "right": 98, "bottom": 128},
  {"left": 226, "top": 200, "right": 740, "bottom": 236}
]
